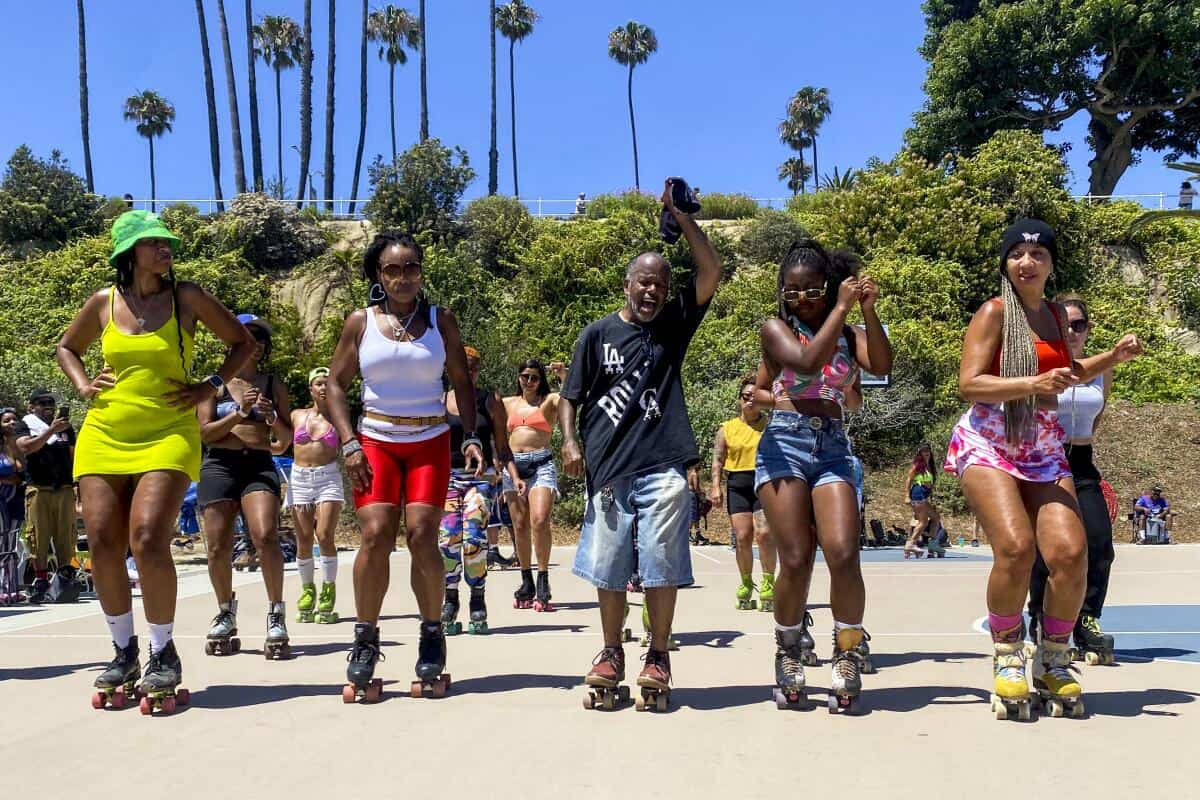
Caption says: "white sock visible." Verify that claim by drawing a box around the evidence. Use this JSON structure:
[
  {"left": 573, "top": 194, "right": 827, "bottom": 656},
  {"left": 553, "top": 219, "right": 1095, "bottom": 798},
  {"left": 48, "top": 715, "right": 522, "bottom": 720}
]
[
  {"left": 320, "top": 555, "right": 338, "bottom": 583},
  {"left": 775, "top": 621, "right": 804, "bottom": 633},
  {"left": 147, "top": 621, "right": 173, "bottom": 655},
  {"left": 106, "top": 612, "right": 135, "bottom": 649},
  {"left": 833, "top": 621, "right": 863, "bottom": 631},
  {"left": 297, "top": 557, "right": 315, "bottom": 585}
]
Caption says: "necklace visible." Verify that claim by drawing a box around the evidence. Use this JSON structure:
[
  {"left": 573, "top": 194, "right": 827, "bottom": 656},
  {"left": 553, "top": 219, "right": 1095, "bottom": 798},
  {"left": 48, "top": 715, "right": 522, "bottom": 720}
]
[
  {"left": 122, "top": 289, "right": 151, "bottom": 331},
  {"left": 383, "top": 299, "right": 419, "bottom": 342}
]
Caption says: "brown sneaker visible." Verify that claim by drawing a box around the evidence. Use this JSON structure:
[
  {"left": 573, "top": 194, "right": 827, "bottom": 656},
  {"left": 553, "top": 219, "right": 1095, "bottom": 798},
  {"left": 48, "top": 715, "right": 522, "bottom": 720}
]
[
  {"left": 585, "top": 646, "right": 625, "bottom": 688},
  {"left": 637, "top": 648, "right": 671, "bottom": 690}
]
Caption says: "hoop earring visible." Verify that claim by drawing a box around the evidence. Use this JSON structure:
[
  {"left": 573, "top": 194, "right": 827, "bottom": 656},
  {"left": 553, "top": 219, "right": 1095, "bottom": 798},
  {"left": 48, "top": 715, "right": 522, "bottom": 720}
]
[{"left": 368, "top": 282, "right": 385, "bottom": 303}]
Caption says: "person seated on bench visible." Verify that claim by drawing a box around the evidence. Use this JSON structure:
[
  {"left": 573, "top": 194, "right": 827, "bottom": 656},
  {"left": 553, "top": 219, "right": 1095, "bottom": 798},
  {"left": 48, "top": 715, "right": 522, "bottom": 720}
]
[{"left": 1134, "top": 485, "right": 1173, "bottom": 543}]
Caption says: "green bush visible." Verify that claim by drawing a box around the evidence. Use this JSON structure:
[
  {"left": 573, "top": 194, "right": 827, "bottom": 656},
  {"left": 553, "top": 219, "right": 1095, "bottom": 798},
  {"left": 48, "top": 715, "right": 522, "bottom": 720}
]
[
  {"left": 458, "top": 195, "right": 535, "bottom": 279},
  {"left": 736, "top": 210, "right": 809, "bottom": 267},
  {"left": 0, "top": 146, "right": 102, "bottom": 254},
  {"left": 695, "top": 192, "right": 760, "bottom": 220},
  {"left": 204, "top": 193, "right": 327, "bottom": 272},
  {"left": 364, "top": 139, "right": 476, "bottom": 240},
  {"left": 584, "top": 191, "right": 658, "bottom": 220}
]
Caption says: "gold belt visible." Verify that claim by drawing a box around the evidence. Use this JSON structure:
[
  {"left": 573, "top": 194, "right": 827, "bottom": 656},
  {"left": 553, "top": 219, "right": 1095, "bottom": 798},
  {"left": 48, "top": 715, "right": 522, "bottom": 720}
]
[{"left": 363, "top": 411, "right": 447, "bottom": 427}]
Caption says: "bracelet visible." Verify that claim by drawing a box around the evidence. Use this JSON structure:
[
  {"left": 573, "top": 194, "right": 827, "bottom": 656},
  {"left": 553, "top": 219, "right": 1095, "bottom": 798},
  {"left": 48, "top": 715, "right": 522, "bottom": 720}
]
[
  {"left": 460, "top": 436, "right": 483, "bottom": 456},
  {"left": 341, "top": 439, "right": 363, "bottom": 458}
]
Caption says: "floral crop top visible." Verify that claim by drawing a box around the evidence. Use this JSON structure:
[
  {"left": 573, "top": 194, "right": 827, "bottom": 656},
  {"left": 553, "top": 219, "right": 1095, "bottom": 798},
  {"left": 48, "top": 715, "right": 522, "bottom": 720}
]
[{"left": 772, "top": 318, "right": 859, "bottom": 408}]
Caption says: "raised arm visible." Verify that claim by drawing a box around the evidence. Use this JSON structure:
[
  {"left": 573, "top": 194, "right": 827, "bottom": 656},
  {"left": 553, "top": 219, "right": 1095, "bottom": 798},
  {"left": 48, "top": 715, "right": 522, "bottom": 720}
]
[{"left": 663, "top": 179, "right": 722, "bottom": 306}]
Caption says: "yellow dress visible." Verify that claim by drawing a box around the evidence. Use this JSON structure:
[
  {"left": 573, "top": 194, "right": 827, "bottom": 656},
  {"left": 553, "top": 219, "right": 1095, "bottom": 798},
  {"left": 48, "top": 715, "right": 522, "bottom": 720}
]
[{"left": 74, "top": 289, "right": 201, "bottom": 480}]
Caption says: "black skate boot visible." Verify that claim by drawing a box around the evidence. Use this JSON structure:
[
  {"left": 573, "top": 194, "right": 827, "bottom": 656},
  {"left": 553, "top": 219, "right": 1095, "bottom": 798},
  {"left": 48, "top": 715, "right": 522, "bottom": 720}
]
[
  {"left": 799, "top": 611, "right": 819, "bottom": 666},
  {"left": 855, "top": 628, "right": 876, "bottom": 674},
  {"left": 441, "top": 587, "right": 462, "bottom": 635},
  {"left": 343, "top": 622, "right": 385, "bottom": 703},
  {"left": 486, "top": 546, "right": 514, "bottom": 570},
  {"left": 412, "top": 620, "right": 450, "bottom": 697},
  {"left": 513, "top": 569, "right": 535, "bottom": 609},
  {"left": 468, "top": 586, "right": 488, "bottom": 635},
  {"left": 92, "top": 636, "right": 141, "bottom": 709},
  {"left": 1025, "top": 613, "right": 1040, "bottom": 659},
  {"left": 139, "top": 640, "right": 189, "bottom": 715},
  {"left": 1073, "top": 614, "right": 1115, "bottom": 666},
  {"left": 534, "top": 570, "right": 554, "bottom": 612},
  {"left": 772, "top": 627, "right": 809, "bottom": 709}
]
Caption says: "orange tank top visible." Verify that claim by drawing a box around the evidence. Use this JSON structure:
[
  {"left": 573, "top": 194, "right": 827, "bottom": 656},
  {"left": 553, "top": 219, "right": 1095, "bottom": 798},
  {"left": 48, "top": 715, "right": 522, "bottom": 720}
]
[
  {"left": 988, "top": 303, "right": 1071, "bottom": 375},
  {"left": 508, "top": 402, "right": 552, "bottom": 433}
]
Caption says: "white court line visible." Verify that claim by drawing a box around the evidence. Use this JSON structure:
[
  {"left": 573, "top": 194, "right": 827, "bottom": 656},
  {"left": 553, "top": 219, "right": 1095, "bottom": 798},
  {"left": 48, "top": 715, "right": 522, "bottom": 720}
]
[{"left": 690, "top": 548, "right": 721, "bottom": 564}]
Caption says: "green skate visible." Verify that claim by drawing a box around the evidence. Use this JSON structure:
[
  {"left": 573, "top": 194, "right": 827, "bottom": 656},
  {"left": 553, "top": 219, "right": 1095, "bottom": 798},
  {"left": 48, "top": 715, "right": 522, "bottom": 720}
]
[
  {"left": 316, "top": 582, "right": 338, "bottom": 624},
  {"left": 758, "top": 573, "right": 775, "bottom": 613},
  {"left": 638, "top": 602, "right": 679, "bottom": 651},
  {"left": 296, "top": 582, "right": 316, "bottom": 623},
  {"left": 735, "top": 574, "right": 757, "bottom": 610}
]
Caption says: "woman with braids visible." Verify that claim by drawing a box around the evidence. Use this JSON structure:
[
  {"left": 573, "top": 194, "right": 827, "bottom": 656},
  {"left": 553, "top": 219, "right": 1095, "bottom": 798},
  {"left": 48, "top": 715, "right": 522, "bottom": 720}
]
[
  {"left": 325, "top": 231, "right": 482, "bottom": 701},
  {"left": 58, "top": 210, "right": 256, "bottom": 710},
  {"left": 755, "top": 240, "right": 892, "bottom": 713},
  {"left": 946, "top": 220, "right": 1142, "bottom": 720}
]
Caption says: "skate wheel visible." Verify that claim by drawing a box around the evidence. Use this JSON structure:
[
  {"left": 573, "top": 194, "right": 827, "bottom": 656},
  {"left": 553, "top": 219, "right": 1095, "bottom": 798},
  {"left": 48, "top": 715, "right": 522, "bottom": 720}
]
[
  {"left": 583, "top": 692, "right": 596, "bottom": 710},
  {"left": 1018, "top": 702, "right": 1031, "bottom": 721},
  {"left": 410, "top": 681, "right": 423, "bottom": 698},
  {"left": 432, "top": 680, "right": 447, "bottom": 699},
  {"left": 161, "top": 696, "right": 176, "bottom": 714},
  {"left": 861, "top": 661, "right": 876, "bottom": 675},
  {"left": 1084, "top": 651, "right": 1100, "bottom": 666},
  {"left": 992, "top": 699, "right": 1008, "bottom": 720},
  {"left": 343, "top": 684, "right": 357, "bottom": 704},
  {"left": 204, "top": 641, "right": 216, "bottom": 656},
  {"left": 1046, "top": 698, "right": 1064, "bottom": 718},
  {"left": 175, "top": 688, "right": 189, "bottom": 706},
  {"left": 112, "top": 690, "right": 127, "bottom": 710},
  {"left": 602, "top": 692, "right": 615, "bottom": 710},
  {"left": 139, "top": 696, "right": 153, "bottom": 715},
  {"left": 772, "top": 688, "right": 787, "bottom": 709},
  {"left": 366, "top": 680, "right": 383, "bottom": 703},
  {"left": 618, "top": 685, "right": 630, "bottom": 702},
  {"left": 634, "top": 695, "right": 646, "bottom": 711},
  {"left": 1071, "top": 700, "right": 1085, "bottom": 718},
  {"left": 655, "top": 693, "right": 668, "bottom": 712},
  {"left": 231, "top": 638, "right": 241, "bottom": 653},
  {"left": 91, "top": 692, "right": 106, "bottom": 710},
  {"left": 827, "top": 695, "right": 839, "bottom": 714}
]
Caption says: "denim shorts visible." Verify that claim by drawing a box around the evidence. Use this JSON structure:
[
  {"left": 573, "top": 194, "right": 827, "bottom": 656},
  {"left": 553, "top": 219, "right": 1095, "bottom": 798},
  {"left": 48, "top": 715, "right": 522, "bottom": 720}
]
[
  {"left": 502, "top": 448, "right": 559, "bottom": 495},
  {"left": 754, "top": 412, "right": 857, "bottom": 492},
  {"left": 573, "top": 465, "right": 694, "bottom": 591}
]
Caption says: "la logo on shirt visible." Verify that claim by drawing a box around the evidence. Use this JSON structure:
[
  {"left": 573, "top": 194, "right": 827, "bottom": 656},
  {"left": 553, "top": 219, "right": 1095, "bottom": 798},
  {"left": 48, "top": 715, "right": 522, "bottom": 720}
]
[{"left": 602, "top": 342, "right": 625, "bottom": 375}]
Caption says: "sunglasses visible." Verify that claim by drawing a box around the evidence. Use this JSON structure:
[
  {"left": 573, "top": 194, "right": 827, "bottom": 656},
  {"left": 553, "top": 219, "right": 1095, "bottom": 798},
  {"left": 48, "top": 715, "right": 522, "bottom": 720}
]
[
  {"left": 740, "top": 393, "right": 754, "bottom": 401},
  {"left": 518, "top": 373, "right": 540, "bottom": 382},
  {"left": 1067, "top": 319, "right": 1089, "bottom": 334},
  {"left": 34, "top": 399, "right": 55, "bottom": 406},
  {"left": 782, "top": 287, "right": 827, "bottom": 302},
  {"left": 381, "top": 261, "right": 423, "bottom": 276}
]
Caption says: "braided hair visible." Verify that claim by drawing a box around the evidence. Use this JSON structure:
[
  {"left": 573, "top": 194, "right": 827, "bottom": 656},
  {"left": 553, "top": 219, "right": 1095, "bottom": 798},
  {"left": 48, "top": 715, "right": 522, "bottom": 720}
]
[
  {"left": 998, "top": 272, "right": 1039, "bottom": 444},
  {"left": 362, "top": 231, "right": 431, "bottom": 325},
  {"left": 114, "top": 251, "right": 187, "bottom": 376}
]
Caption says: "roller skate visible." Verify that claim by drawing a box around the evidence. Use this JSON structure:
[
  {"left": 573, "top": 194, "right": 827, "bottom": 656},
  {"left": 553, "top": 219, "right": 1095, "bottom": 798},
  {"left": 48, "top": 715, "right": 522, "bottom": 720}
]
[
  {"left": 735, "top": 574, "right": 757, "bottom": 610},
  {"left": 903, "top": 541, "right": 924, "bottom": 559},
  {"left": 467, "top": 586, "right": 488, "bottom": 635},
  {"left": 411, "top": 620, "right": 451, "bottom": 698},
  {"left": 264, "top": 601, "right": 291, "bottom": 660},
  {"left": 513, "top": 570, "right": 535, "bottom": 609},
  {"left": 620, "top": 602, "right": 633, "bottom": 643},
  {"left": 204, "top": 594, "right": 240, "bottom": 655},
  {"left": 1072, "top": 614, "right": 1115, "bottom": 666},
  {"left": 856, "top": 628, "right": 876, "bottom": 674},
  {"left": 441, "top": 588, "right": 462, "bottom": 635},
  {"left": 296, "top": 582, "right": 317, "bottom": 623},
  {"left": 799, "top": 611, "right": 819, "bottom": 666},
  {"left": 638, "top": 602, "right": 679, "bottom": 650},
  {"left": 138, "top": 640, "right": 189, "bottom": 716},
  {"left": 91, "top": 637, "right": 141, "bottom": 710},
  {"left": 533, "top": 570, "right": 555, "bottom": 612},
  {"left": 343, "top": 622, "right": 385, "bottom": 703},
  {"left": 758, "top": 572, "right": 775, "bottom": 613},
  {"left": 771, "top": 627, "right": 809, "bottom": 709},
  {"left": 316, "top": 582, "right": 338, "bottom": 624},
  {"left": 827, "top": 627, "right": 866, "bottom": 714},
  {"left": 990, "top": 640, "right": 1032, "bottom": 721},
  {"left": 583, "top": 645, "right": 629, "bottom": 710},
  {"left": 635, "top": 648, "right": 671, "bottom": 712},
  {"left": 1032, "top": 635, "right": 1085, "bottom": 718},
  {"left": 926, "top": 530, "right": 946, "bottom": 558},
  {"left": 486, "top": 546, "right": 515, "bottom": 570}
]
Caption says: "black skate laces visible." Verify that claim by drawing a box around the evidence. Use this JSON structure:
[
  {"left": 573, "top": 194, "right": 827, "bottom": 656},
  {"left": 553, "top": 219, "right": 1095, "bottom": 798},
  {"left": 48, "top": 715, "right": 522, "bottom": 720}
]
[
  {"left": 212, "top": 609, "right": 235, "bottom": 628},
  {"left": 348, "top": 637, "right": 384, "bottom": 665},
  {"left": 593, "top": 646, "right": 625, "bottom": 668}
]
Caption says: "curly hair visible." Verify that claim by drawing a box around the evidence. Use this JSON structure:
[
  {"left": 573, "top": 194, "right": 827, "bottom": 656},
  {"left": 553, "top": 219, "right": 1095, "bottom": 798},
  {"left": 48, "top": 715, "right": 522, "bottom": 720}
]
[{"left": 776, "top": 238, "right": 862, "bottom": 326}]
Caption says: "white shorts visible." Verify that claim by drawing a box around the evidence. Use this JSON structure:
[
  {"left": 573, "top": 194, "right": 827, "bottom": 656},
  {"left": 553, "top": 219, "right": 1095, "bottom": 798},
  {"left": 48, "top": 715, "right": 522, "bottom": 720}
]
[{"left": 287, "top": 462, "right": 345, "bottom": 508}]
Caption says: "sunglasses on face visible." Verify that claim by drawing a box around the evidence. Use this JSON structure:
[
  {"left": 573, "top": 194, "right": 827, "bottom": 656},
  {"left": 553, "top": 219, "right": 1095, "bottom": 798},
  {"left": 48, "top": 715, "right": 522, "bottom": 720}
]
[
  {"left": 518, "top": 374, "right": 540, "bottom": 382},
  {"left": 34, "top": 399, "right": 55, "bottom": 407},
  {"left": 740, "top": 393, "right": 754, "bottom": 401},
  {"left": 782, "top": 287, "right": 827, "bottom": 302},
  {"left": 1067, "top": 319, "right": 1089, "bottom": 334},
  {"left": 381, "top": 261, "right": 423, "bottom": 277}
]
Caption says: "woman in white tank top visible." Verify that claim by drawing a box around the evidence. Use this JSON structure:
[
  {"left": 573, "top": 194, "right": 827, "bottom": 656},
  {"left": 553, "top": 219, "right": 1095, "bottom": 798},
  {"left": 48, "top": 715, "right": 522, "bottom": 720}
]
[{"left": 325, "top": 232, "right": 483, "bottom": 700}]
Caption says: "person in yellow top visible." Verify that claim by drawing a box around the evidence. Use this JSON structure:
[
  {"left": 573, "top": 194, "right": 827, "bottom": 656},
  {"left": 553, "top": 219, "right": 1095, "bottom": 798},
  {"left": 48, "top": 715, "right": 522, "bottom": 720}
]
[
  {"left": 57, "top": 211, "right": 256, "bottom": 710},
  {"left": 709, "top": 375, "right": 778, "bottom": 613}
]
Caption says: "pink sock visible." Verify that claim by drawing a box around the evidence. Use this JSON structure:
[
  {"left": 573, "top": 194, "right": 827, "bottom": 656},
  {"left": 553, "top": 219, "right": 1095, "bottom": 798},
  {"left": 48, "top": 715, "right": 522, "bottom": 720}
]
[
  {"left": 989, "top": 612, "right": 1024, "bottom": 643},
  {"left": 1041, "top": 614, "right": 1074, "bottom": 643}
]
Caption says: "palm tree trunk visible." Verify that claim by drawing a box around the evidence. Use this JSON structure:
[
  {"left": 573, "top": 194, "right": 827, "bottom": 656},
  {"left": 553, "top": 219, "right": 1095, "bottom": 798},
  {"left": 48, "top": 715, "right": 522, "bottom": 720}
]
[
  {"left": 388, "top": 64, "right": 397, "bottom": 161},
  {"left": 487, "top": 0, "right": 497, "bottom": 195},
  {"left": 245, "top": 0, "right": 264, "bottom": 191},
  {"left": 627, "top": 63, "right": 640, "bottom": 191},
  {"left": 75, "top": 0, "right": 94, "bottom": 193},
  {"left": 149, "top": 137, "right": 157, "bottom": 213},
  {"left": 418, "top": 0, "right": 428, "bottom": 141},
  {"left": 275, "top": 65, "right": 283, "bottom": 199},
  {"left": 216, "top": 0, "right": 246, "bottom": 194},
  {"left": 296, "top": 0, "right": 313, "bottom": 205},
  {"left": 348, "top": 0, "right": 367, "bottom": 216},
  {"left": 811, "top": 137, "right": 819, "bottom": 192},
  {"left": 323, "top": 0, "right": 335, "bottom": 211},
  {"left": 196, "top": 0, "right": 226, "bottom": 212},
  {"left": 508, "top": 39, "right": 518, "bottom": 198}
]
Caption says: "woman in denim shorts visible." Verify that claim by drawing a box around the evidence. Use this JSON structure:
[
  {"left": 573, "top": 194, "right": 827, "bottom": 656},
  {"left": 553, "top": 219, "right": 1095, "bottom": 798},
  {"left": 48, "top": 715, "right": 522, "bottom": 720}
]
[
  {"left": 756, "top": 240, "right": 891, "bottom": 712},
  {"left": 502, "top": 359, "right": 567, "bottom": 611}
]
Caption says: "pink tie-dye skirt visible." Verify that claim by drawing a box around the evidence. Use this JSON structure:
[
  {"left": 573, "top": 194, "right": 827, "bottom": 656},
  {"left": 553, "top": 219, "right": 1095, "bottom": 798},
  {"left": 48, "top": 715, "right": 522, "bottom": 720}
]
[{"left": 943, "top": 403, "right": 1070, "bottom": 483}]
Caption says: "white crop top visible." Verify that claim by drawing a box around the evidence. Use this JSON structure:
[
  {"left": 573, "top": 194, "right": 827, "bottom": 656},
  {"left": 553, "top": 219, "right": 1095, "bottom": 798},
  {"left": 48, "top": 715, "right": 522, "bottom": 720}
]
[
  {"left": 358, "top": 305, "right": 448, "bottom": 443},
  {"left": 1057, "top": 374, "right": 1104, "bottom": 440}
]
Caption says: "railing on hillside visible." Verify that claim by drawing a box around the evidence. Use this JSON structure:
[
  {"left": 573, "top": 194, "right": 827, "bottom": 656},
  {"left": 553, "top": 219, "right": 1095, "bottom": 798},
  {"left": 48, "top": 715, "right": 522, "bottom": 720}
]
[{"left": 123, "top": 192, "right": 1189, "bottom": 219}]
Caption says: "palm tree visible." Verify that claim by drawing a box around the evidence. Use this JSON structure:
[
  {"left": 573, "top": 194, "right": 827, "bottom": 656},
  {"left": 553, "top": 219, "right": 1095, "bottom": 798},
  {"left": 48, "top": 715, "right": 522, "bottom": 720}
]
[
  {"left": 607, "top": 22, "right": 657, "bottom": 192},
  {"left": 195, "top": 0, "right": 225, "bottom": 212},
  {"left": 123, "top": 91, "right": 176, "bottom": 212},
  {"left": 487, "top": 1, "right": 497, "bottom": 196},
  {"left": 215, "top": 0, "right": 247, "bottom": 194},
  {"left": 418, "top": 0, "right": 428, "bottom": 141},
  {"left": 348, "top": 0, "right": 368, "bottom": 216},
  {"left": 253, "top": 15, "right": 302, "bottom": 199},
  {"left": 75, "top": 0, "right": 94, "bottom": 193},
  {"left": 784, "top": 87, "right": 831, "bottom": 190},
  {"left": 777, "top": 156, "right": 811, "bottom": 197},
  {"left": 245, "top": 0, "right": 264, "bottom": 192},
  {"left": 296, "top": 0, "right": 313, "bottom": 205},
  {"left": 821, "top": 166, "right": 859, "bottom": 193},
  {"left": 367, "top": 5, "right": 421, "bottom": 161},
  {"left": 323, "top": 0, "right": 335, "bottom": 211},
  {"left": 496, "top": 1, "right": 538, "bottom": 198},
  {"left": 778, "top": 112, "right": 813, "bottom": 194}
]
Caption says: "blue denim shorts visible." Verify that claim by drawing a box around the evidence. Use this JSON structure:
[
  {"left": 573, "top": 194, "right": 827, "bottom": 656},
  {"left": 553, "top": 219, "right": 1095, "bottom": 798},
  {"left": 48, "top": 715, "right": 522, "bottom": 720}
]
[
  {"left": 502, "top": 448, "right": 559, "bottom": 495},
  {"left": 754, "top": 412, "right": 857, "bottom": 492},
  {"left": 573, "top": 465, "right": 694, "bottom": 590}
]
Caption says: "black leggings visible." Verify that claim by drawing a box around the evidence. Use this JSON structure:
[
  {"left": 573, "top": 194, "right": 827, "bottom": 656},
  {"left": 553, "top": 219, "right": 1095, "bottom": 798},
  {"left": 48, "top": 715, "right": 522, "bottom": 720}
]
[{"left": 1029, "top": 445, "right": 1114, "bottom": 619}]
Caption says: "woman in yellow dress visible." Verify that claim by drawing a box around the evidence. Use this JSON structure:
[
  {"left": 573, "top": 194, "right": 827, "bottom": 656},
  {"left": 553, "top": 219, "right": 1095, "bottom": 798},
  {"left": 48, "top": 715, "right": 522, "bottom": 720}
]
[{"left": 58, "top": 211, "right": 256, "bottom": 710}]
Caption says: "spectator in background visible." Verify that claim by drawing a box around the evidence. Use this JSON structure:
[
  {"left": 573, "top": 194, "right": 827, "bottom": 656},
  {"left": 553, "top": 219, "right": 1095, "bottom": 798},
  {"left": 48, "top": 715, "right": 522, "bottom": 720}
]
[
  {"left": 1179, "top": 182, "right": 1196, "bottom": 210},
  {"left": 1, "top": 407, "right": 26, "bottom": 534},
  {"left": 123, "top": 194, "right": 135, "bottom": 209},
  {"left": 1135, "top": 485, "right": 1172, "bottom": 542},
  {"left": 575, "top": 193, "right": 587, "bottom": 217},
  {"left": 14, "top": 389, "right": 77, "bottom": 602}
]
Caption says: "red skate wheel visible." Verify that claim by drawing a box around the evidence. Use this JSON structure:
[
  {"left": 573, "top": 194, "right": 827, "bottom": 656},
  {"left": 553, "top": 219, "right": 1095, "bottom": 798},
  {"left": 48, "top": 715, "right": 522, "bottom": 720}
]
[
  {"left": 441, "top": 673, "right": 451, "bottom": 689},
  {"left": 366, "top": 680, "right": 382, "bottom": 703},
  {"left": 342, "top": 684, "right": 357, "bottom": 704},
  {"left": 91, "top": 692, "right": 106, "bottom": 710},
  {"left": 410, "top": 681, "right": 423, "bottom": 698},
  {"left": 139, "top": 696, "right": 153, "bottom": 715},
  {"left": 111, "top": 690, "right": 127, "bottom": 710},
  {"left": 432, "top": 681, "right": 446, "bottom": 699},
  {"left": 175, "top": 688, "right": 189, "bottom": 706},
  {"left": 161, "top": 696, "right": 176, "bottom": 714}
]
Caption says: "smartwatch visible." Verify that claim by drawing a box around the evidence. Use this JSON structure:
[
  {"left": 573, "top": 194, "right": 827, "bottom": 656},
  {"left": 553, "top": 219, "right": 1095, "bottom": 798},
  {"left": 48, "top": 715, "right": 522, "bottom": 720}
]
[{"left": 205, "top": 375, "right": 225, "bottom": 393}]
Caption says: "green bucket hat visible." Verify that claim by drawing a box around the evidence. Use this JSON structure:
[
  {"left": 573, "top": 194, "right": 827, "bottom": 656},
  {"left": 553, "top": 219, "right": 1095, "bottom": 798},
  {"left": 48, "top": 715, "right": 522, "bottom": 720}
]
[{"left": 109, "top": 210, "right": 181, "bottom": 266}]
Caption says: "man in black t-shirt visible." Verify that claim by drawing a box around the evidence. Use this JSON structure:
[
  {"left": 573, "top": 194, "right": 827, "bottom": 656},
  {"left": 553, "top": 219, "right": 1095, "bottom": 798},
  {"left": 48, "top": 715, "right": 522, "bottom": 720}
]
[
  {"left": 14, "top": 388, "right": 77, "bottom": 599},
  {"left": 561, "top": 178, "right": 722, "bottom": 701}
]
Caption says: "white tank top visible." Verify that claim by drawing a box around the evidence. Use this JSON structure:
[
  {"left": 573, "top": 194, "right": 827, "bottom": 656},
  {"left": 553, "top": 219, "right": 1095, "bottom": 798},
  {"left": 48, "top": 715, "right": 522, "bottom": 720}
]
[
  {"left": 1057, "top": 374, "right": 1104, "bottom": 440},
  {"left": 358, "top": 305, "right": 448, "bottom": 443}
]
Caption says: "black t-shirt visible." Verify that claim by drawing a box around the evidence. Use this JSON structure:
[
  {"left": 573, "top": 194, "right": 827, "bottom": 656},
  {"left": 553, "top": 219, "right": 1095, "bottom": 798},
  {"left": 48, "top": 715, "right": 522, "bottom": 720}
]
[
  {"left": 562, "top": 279, "right": 710, "bottom": 491},
  {"left": 14, "top": 418, "right": 76, "bottom": 488}
]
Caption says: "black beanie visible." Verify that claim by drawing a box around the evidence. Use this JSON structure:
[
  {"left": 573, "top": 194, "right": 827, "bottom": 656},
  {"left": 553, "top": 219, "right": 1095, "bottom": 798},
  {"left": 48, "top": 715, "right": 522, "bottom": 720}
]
[{"left": 999, "top": 219, "right": 1057, "bottom": 268}]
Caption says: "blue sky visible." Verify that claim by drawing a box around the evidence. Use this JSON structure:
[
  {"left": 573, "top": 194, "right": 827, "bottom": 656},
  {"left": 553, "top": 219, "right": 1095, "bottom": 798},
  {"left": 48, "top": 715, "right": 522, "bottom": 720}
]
[{"left": 0, "top": 1, "right": 1186, "bottom": 212}]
